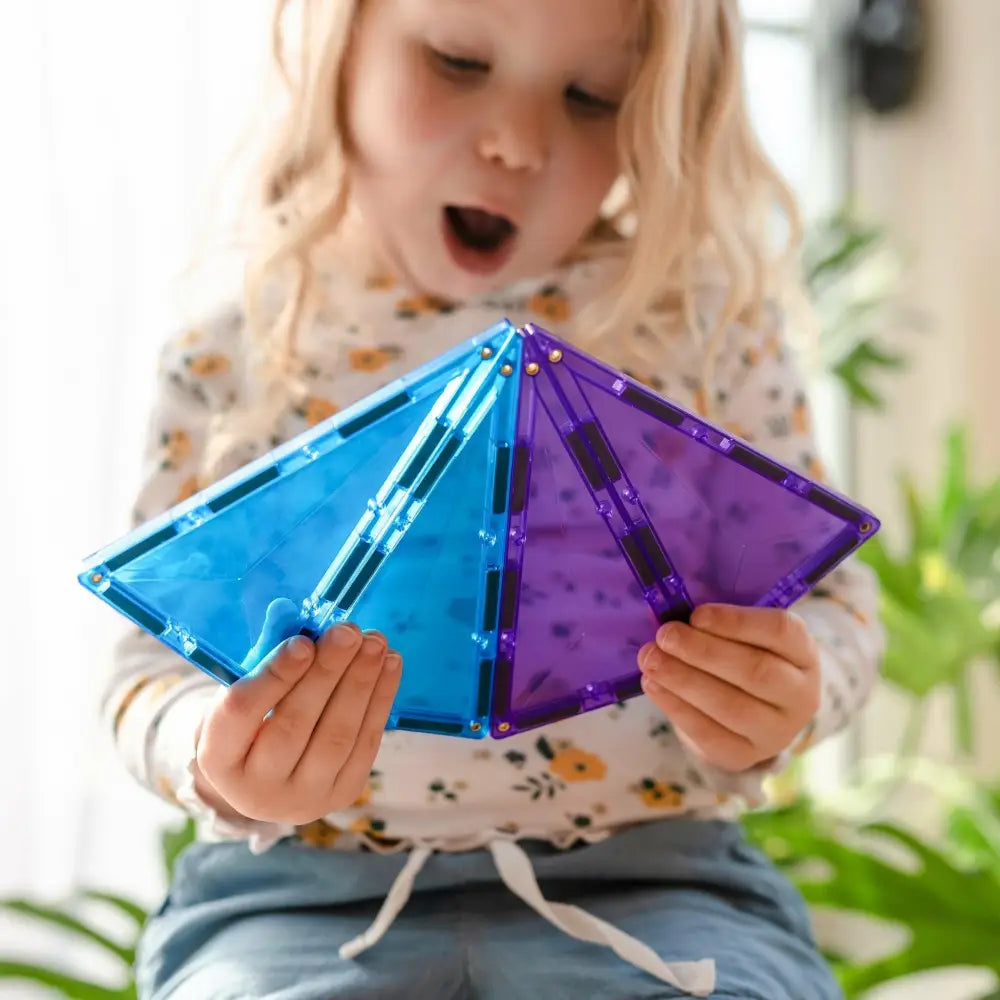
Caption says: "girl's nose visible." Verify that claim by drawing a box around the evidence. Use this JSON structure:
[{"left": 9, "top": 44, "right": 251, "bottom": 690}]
[{"left": 475, "top": 95, "right": 550, "bottom": 173}]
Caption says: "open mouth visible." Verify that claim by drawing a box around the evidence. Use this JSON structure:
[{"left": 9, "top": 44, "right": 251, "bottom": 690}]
[{"left": 442, "top": 205, "right": 518, "bottom": 275}]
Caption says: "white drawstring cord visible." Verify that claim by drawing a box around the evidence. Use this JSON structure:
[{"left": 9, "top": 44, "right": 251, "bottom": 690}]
[
  {"left": 339, "top": 838, "right": 717, "bottom": 997},
  {"left": 338, "top": 845, "right": 434, "bottom": 960},
  {"left": 489, "top": 839, "right": 716, "bottom": 997}
]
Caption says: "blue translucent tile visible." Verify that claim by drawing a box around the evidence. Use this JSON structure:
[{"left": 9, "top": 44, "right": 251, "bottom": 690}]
[
  {"left": 79, "top": 322, "right": 519, "bottom": 707},
  {"left": 350, "top": 359, "right": 520, "bottom": 737}
]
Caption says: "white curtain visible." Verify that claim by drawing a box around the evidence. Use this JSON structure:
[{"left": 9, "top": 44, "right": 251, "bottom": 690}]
[
  {"left": 0, "top": 0, "right": 833, "bottom": 925},
  {"left": 0, "top": 0, "right": 271, "bottom": 916}
]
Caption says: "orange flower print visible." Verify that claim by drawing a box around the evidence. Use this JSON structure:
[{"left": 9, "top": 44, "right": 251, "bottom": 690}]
[
  {"left": 810, "top": 586, "right": 868, "bottom": 626},
  {"left": 147, "top": 674, "right": 184, "bottom": 700},
  {"left": 298, "top": 396, "right": 339, "bottom": 427},
  {"left": 179, "top": 328, "right": 204, "bottom": 347},
  {"left": 297, "top": 819, "right": 343, "bottom": 848},
  {"left": 161, "top": 429, "right": 192, "bottom": 470},
  {"left": 536, "top": 737, "right": 607, "bottom": 782},
  {"left": 175, "top": 474, "right": 202, "bottom": 504},
  {"left": 550, "top": 748, "right": 607, "bottom": 783},
  {"left": 112, "top": 675, "right": 149, "bottom": 737},
  {"left": 632, "top": 778, "right": 686, "bottom": 809},
  {"left": 348, "top": 346, "right": 402, "bottom": 373},
  {"left": 723, "top": 422, "right": 753, "bottom": 443},
  {"left": 349, "top": 817, "right": 400, "bottom": 846},
  {"left": 365, "top": 272, "right": 397, "bottom": 291},
  {"left": 792, "top": 392, "right": 811, "bottom": 435},
  {"left": 804, "top": 453, "right": 826, "bottom": 482},
  {"left": 649, "top": 289, "right": 684, "bottom": 316},
  {"left": 112, "top": 673, "right": 182, "bottom": 737},
  {"left": 528, "top": 286, "right": 572, "bottom": 324},
  {"left": 395, "top": 294, "right": 455, "bottom": 318},
  {"left": 351, "top": 781, "right": 374, "bottom": 809},
  {"left": 157, "top": 775, "right": 179, "bottom": 805},
  {"left": 186, "top": 352, "right": 230, "bottom": 378},
  {"left": 693, "top": 386, "right": 709, "bottom": 417}
]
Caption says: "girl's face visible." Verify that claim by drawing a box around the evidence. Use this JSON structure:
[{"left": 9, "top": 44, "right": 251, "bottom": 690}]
[{"left": 343, "top": 0, "right": 639, "bottom": 300}]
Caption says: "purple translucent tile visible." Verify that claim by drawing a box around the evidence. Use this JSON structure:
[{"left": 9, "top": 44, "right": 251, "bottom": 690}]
[
  {"left": 522, "top": 324, "right": 880, "bottom": 611},
  {"left": 491, "top": 355, "right": 668, "bottom": 738}
]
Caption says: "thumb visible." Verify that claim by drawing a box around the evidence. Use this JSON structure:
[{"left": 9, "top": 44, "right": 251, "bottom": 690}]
[{"left": 241, "top": 597, "right": 302, "bottom": 675}]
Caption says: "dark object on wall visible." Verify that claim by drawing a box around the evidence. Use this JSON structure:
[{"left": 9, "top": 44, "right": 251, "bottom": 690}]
[{"left": 850, "top": 0, "right": 925, "bottom": 114}]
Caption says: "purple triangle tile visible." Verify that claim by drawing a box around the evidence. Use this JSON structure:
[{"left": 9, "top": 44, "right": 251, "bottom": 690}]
[
  {"left": 490, "top": 352, "right": 666, "bottom": 737},
  {"left": 521, "top": 323, "right": 880, "bottom": 610}
]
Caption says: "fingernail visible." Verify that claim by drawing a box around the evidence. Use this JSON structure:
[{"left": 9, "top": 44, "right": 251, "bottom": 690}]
[
  {"left": 331, "top": 625, "right": 360, "bottom": 648},
  {"left": 657, "top": 624, "right": 677, "bottom": 649},
  {"left": 362, "top": 635, "right": 386, "bottom": 656},
  {"left": 363, "top": 630, "right": 388, "bottom": 648},
  {"left": 384, "top": 653, "right": 402, "bottom": 673},
  {"left": 286, "top": 636, "right": 313, "bottom": 662}
]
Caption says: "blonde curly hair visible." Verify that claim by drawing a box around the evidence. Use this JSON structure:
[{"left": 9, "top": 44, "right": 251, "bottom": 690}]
[{"left": 192, "top": 0, "right": 802, "bottom": 481}]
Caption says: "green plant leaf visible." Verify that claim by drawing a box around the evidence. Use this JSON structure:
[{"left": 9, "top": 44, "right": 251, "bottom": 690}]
[
  {"left": 856, "top": 535, "right": 921, "bottom": 608},
  {"left": 831, "top": 358, "right": 886, "bottom": 410},
  {"left": 806, "top": 222, "right": 882, "bottom": 288},
  {"left": 0, "top": 961, "right": 133, "bottom": 999},
  {"left": 0, "top": 900, "right": 133, "bottom": 965},
  {"left": 744, "top": 809, "right": 1000, "bottom": 999},
  {"left": 901, "top": 472, "right": 937, "bottom": 553},
  {"left": 160, "top": 819, "right": 196, "bottom": 884},
  {"left": 79, "top": 891, "right": 148, "bottom": 929},
  {"left": 939, "top": 426, "right": 970, "bottom": 538},
  {"left": 953, "top": 670, "right": 975, "bottom": 758}
]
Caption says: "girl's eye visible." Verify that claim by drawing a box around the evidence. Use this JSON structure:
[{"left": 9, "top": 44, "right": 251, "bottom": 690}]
[
  {"left": 566, "top": 85, "right": 619, "bottom": 116},
  {"left": 431, "top": 49, "right": 489, "bottom": 75}
]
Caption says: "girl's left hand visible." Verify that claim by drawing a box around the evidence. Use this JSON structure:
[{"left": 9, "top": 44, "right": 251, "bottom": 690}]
[{"left": 637, "top": 604, "right": 820, "bottom": 773}]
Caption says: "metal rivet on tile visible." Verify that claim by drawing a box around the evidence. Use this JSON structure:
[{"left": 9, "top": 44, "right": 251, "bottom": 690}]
[
  {"left": 90, "top": 573, "right": 103, "bottom": 584},
  {"left": 470, "top": 721, "right": 482, "bottom": 732},
  {"left": 548, "top": 349, "right": 563, "bottom": 363},
  {"left": 525, "top": 362, "right": 540, "bottom": 376},
  {"left": 500, "top": 363, "right": 514, "bottom": 377},
  {"left": 498, "top": 722, "right": 511, "bottom": 732},
  {"left": 481, "top": 347, "right": 494, "bottom": 359}
]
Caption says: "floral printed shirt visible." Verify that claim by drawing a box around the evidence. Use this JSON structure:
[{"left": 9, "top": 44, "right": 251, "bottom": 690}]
[{"left": 102, "top": 255, "right": 884, "bottom": 857}]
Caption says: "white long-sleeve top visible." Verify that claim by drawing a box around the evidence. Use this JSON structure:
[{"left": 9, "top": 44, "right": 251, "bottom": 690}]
[{"left": 98, "top": 255, "right": 883, "bottom": 994}]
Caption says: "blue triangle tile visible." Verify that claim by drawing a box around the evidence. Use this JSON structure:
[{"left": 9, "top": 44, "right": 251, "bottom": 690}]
[{"left": 79, "top": 322, "right": 519, "bottom": 704}]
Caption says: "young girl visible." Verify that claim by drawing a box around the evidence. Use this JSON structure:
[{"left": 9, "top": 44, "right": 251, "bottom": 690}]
[{"left": 103, "top": 1, "right": 884, "bottom": 997}]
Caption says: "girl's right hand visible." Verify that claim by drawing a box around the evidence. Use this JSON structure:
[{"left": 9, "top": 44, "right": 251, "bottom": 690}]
[{"left": 191, "top": 623, "right": 402, "bottom": 826}]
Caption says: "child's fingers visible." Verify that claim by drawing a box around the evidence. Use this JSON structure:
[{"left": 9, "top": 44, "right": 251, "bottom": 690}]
[
  {"left": 244, "top": 624, "right": 364, "bottom": 783},
  {"left": 640, "top": 674, "right": 758, "bottom": 772},
  {"left": 323, "top": 651, "right": 402, "bottom": 807},
  {"left": 650, "top": 623, "right": 800, "bottom": 707},
  {"left": 687, "top": 605, "right": 818, "bottom": 672},
  {"left": 199, "top": 634, "right": 315, "bottom": 774},
  {"left": 639, "top": 647, "right": 783, "bottom": 740},
  {"left": 292, "top": 635, "right": 392, "bottom": 790}
]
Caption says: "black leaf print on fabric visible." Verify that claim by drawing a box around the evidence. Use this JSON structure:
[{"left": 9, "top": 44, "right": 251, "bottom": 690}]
[{"left": 513, "top": 772, "right": 566, "bottom": 801}]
